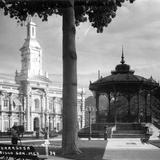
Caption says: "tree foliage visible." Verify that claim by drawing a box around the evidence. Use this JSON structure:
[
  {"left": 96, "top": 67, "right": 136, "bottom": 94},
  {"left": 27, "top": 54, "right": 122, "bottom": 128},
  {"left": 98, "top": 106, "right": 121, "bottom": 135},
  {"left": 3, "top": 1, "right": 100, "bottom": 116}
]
[{"left": 0, "top": 0, "right": 135, "bottom": 32}]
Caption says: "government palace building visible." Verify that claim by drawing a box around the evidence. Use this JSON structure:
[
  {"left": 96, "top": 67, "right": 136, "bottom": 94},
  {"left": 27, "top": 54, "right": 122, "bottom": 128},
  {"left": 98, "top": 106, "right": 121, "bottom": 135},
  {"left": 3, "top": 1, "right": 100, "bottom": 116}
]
[{"left": 0, "top": 20, "right": 85, "bottom": 133}]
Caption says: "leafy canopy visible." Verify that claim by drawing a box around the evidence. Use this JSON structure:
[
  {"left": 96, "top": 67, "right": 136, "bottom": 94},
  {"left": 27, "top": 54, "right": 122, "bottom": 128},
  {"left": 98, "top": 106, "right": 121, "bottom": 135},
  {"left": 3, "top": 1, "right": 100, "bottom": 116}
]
[{"left": 0, "top": 0, "right": 135, "bottom": 33}]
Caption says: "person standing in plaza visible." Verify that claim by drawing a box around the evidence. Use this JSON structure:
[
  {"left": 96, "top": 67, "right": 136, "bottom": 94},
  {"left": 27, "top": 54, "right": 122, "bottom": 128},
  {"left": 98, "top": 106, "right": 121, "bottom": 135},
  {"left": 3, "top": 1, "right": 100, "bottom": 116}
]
[
  {"left": 104, "top": 125, "right": 108, "bottom": 140},
  {"left": 11, "top": 125, "right": 19, "bottom": 145}
]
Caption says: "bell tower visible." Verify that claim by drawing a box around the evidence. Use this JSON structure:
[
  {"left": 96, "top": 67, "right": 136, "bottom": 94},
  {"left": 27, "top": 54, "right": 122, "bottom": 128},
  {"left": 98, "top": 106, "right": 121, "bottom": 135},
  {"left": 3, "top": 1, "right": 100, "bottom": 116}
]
[{"left": 18, "top": 20, "right": 43, "bottom": 80}]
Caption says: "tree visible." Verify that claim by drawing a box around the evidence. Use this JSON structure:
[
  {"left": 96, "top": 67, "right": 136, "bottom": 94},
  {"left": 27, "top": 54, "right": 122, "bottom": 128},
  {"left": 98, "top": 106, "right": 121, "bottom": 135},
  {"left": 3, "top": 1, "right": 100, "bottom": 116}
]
[
  {"left": 0, "top": 0, "right": 135, "bottom": 155},
  {"left": 62, "top": 1, "right": 80, "bottom": 154}
]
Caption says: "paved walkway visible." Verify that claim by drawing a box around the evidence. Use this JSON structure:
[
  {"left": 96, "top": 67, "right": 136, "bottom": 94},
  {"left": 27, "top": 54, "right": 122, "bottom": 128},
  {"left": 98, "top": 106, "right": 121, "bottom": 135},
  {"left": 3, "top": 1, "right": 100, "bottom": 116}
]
[
  {"left": 103, "top": 138, "right": 160, "bottom": 160},
  {"left": 45, "top": 156, "right": 72, "bottom": 160}
]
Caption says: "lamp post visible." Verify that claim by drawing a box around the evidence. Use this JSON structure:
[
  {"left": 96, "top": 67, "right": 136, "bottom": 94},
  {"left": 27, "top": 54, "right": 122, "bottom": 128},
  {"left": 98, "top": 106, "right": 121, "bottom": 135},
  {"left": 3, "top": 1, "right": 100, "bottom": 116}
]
[{"left": 86, "top": 105, "right": 94, "bottom": 140}]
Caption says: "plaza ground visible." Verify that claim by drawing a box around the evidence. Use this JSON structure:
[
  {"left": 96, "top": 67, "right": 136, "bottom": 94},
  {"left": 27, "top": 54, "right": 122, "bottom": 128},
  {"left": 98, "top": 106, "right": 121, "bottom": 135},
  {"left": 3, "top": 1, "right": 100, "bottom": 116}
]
[
  {"left": 0, "top": 136, "right": 106, "bottom": 160},
  {"left": 22, "top": 138, "right": 160, "bottom": 160},
  {"left": 1, "top": 136, "right": 160, "bottom": 160}
]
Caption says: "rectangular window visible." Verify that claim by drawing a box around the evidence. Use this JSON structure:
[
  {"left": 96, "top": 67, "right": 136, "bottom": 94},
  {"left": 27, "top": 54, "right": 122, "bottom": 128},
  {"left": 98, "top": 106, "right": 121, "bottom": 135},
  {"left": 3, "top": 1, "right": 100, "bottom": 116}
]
[
  {"left": 4, "top": 99, "right": 9, "bottom": 107},
  {"left": 35, "top": 99, "right": 40, "bottom": 110},
  {"left": 49, "top": 101, "right": 53, "bottom": 111},
  {"left": 57, "top": 123, "right": 59, "bottom": 131}
]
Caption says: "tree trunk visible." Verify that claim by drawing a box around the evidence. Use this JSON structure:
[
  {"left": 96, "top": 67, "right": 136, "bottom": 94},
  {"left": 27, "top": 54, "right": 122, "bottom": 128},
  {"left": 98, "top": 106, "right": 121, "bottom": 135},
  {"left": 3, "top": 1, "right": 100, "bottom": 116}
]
[{"left": 62, "top": 0, "right": 81, "bottom": 155}]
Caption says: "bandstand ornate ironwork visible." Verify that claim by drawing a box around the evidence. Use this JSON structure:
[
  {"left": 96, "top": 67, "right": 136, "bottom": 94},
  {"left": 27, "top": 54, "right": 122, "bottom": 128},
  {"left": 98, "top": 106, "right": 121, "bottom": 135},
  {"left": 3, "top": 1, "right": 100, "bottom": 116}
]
[{"left": 89, "top": 51, "right": 159, "bottom": 124}]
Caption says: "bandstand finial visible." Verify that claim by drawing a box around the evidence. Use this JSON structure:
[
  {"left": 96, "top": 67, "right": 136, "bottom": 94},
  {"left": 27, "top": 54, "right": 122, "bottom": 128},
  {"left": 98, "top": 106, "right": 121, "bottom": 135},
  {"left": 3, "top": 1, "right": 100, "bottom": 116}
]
[{"left": 121, "top": 45, "right": 125, "bottom": 64}]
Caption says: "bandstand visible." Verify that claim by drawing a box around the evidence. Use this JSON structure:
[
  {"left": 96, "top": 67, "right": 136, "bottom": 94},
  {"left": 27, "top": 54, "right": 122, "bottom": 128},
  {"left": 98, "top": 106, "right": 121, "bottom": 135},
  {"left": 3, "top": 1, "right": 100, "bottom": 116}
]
[{"left": 89, "top": 52, "right": 159, "bottom": 125}]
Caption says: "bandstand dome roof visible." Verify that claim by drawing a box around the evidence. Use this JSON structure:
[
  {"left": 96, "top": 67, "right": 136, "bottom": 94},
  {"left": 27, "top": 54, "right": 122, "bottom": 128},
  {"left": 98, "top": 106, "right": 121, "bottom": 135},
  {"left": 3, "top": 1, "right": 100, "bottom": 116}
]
[{"left": 89, "top": 52, "right": 159, "bottom": 94}]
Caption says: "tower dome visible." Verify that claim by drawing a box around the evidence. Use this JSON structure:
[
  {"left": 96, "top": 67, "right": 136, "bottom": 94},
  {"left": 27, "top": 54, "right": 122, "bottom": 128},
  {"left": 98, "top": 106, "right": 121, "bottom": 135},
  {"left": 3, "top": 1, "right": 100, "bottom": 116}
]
[{"left": 111, "top": 48, "right": 134, "bottom": 75}]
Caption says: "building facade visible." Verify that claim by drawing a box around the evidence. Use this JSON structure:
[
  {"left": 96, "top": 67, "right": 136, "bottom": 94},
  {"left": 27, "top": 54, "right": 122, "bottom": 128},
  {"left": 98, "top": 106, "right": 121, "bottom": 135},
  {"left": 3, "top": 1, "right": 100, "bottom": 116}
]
[{"left": 0, "top": 21, "right": 85, "bottom": 133}]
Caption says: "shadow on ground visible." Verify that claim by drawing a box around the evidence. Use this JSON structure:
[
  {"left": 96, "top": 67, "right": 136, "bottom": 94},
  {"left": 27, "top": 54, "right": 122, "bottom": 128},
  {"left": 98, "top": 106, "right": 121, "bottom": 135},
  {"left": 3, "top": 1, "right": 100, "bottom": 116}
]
[{"left": 57, "top": 140, "right": 107, "bottom": 160}]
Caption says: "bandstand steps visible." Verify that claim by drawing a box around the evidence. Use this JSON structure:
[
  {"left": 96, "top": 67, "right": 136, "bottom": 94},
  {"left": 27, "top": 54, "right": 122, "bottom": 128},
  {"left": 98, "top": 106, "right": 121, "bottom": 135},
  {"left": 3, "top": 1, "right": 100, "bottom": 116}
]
[
  {"left": 111, "top": 123, "right": 145, "bottom": 138},
  {"left": 116, "top": 123, "right": 144, "bottom": 130},
  {"left": 113, "top": 130, "right": 145, "bottom": 134},
  {"left": 78, "top": 123, "right": 146, "bottom": 138},
  {"left": 112, "top": 133, "right": 144, "bottom": 138}
]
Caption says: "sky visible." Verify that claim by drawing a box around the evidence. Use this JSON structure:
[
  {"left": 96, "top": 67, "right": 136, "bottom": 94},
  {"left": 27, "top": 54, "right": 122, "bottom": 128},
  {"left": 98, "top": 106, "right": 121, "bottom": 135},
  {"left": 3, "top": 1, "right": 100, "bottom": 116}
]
[{"left": 0, "top": 0, "right": 160, "bottom": 94}]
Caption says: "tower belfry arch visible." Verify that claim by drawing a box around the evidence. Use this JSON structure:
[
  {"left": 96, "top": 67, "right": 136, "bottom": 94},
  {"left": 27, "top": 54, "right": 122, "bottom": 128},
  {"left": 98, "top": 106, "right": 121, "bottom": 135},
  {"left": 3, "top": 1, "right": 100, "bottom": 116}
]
[{"left": 27, "top": 19, "right": 36, "bottom": 39}]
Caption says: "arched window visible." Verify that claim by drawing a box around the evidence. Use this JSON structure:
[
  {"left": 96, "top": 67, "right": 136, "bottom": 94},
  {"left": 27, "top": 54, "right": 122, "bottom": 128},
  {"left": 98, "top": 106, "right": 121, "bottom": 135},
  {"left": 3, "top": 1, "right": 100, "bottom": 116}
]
[{"left": 34, "top": 98, "right": 40, "bottom": 109}]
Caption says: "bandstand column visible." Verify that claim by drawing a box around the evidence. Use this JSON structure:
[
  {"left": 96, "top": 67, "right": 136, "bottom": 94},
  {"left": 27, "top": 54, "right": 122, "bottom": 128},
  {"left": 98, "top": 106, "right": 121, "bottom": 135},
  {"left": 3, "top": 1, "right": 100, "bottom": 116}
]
[
  {"left": 113, "top": 92, "right": 118, "bottom": 124},
  {"left": 114, "top": 95, "right": 117, "bottom": 124},
  {"left": 149, "top": 91, "right": 152, "bottom": 122},
  {"left": 144, "top": 92, "right": 148, "bottom": 122},
  {"left": 95, "top": 93, "right": 100, "bottom": 123},
  {"left": 107, "top": 93, "right": 111, "bottom": 116},
  {"left": 137, "top": 92, "right": 140, "bottom": 122},
  {"left": 127, "top": 95, "right": 131, "bottom": 117}
]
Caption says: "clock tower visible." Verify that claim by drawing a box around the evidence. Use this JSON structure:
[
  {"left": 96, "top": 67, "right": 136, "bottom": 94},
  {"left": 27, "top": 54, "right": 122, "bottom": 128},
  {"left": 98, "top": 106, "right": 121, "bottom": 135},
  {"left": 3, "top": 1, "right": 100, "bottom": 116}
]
[{"left": 17, "top": 20, "right": 43, "bottom": 81}]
